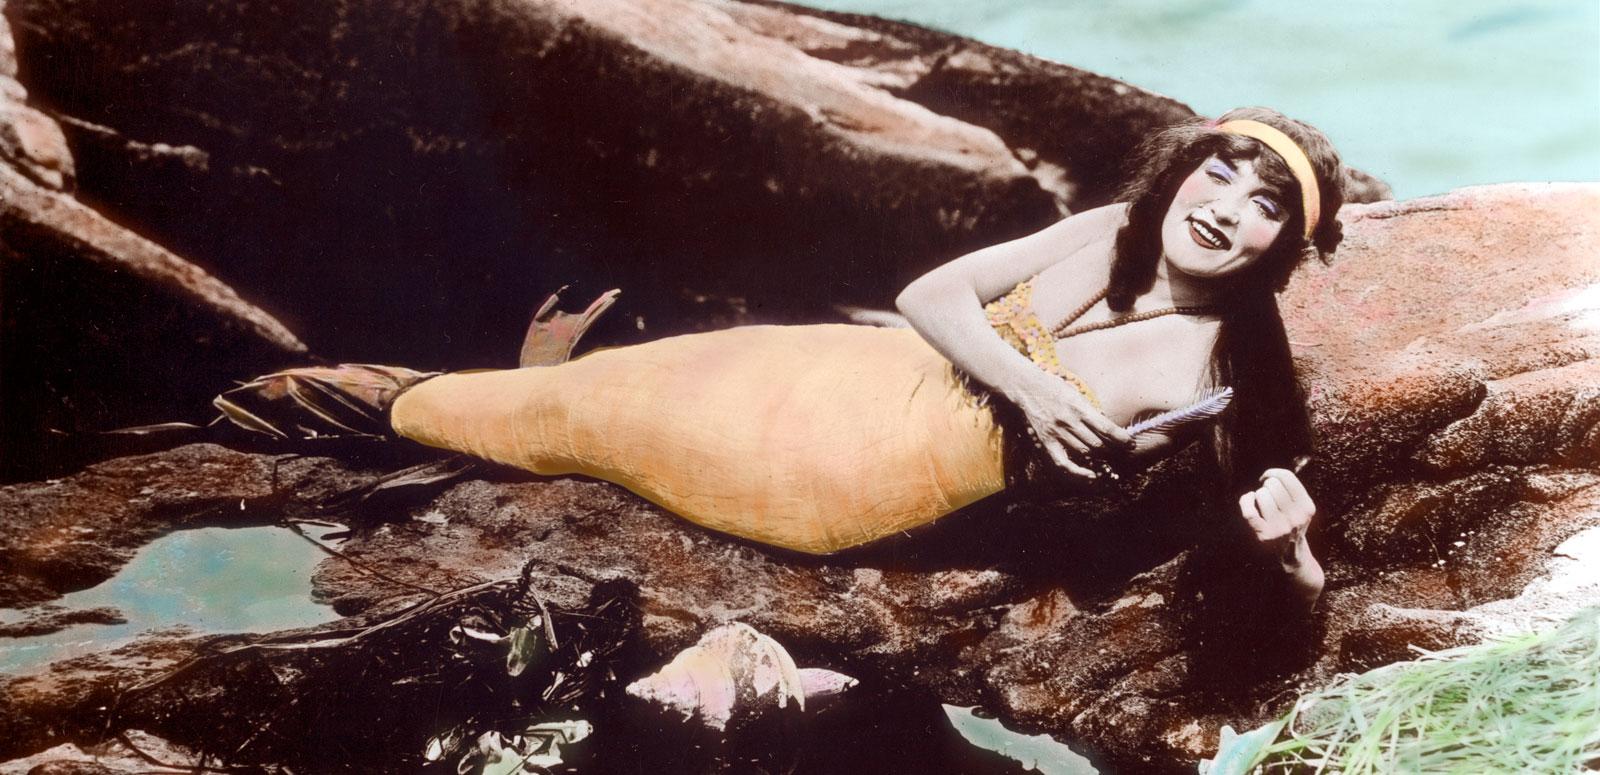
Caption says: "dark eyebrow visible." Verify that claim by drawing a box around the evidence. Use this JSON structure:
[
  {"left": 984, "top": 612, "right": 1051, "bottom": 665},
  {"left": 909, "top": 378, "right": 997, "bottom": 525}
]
[
  {"left": 1254, "top": 180, "right": 1291, "bottom": 201},
  {"left": 1218, "top": 156, "right": 1290, "bottom": 202},
  {"left": 1230, "top": 157, "right": 1292, "bottom": 200}
]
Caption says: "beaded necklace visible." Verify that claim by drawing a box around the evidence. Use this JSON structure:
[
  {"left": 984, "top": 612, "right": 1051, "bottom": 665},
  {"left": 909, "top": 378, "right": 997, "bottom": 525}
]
[{"left": 1050, "top": 286, "right": 1216, "bottom": 340}]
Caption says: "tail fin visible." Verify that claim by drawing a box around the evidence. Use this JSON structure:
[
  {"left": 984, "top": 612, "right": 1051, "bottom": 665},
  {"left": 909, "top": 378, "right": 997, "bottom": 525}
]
[
  {"left": 211, "top": 286, "right": 620, "bottom": 442},
  {"left": 213, "top": 364, "right": 438, "bottom": 441},
  {"left": 520, "top": 288, "right": 621, "bottom": 367}
]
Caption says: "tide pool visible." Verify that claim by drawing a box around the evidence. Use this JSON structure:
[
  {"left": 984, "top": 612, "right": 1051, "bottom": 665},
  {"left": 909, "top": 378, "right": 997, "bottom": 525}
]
[{"left": 0, "top": 526, "right": 341, "bottom": 673}]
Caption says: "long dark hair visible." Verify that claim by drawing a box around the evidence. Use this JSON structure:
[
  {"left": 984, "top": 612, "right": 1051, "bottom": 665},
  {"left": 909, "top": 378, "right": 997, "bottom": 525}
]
[{"left": 1110, "top": 108, "right": 1346, "bottom": 498}]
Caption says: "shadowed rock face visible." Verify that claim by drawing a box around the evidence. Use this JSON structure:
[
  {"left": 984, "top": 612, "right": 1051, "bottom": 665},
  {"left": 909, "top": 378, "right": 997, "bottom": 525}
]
[
  {"left": 4, "top": 0, "right": 1205, "bottom": 370},
  {"left": 2, "top": 186, "right": 1594, "bottom": 773},
  {"left": 0, "top": 4, "right": 306, "bottom": 481},
  {"left": 0, "top": 160, "right": 310, "bottom": 479}
]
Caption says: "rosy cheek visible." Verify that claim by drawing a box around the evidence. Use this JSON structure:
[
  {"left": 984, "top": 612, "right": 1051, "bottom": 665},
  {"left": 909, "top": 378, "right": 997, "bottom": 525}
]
[
  {"left": 1174, "top": 174, "right": 1209, "bottom": 201},
  {"left": 1240, "top": 222, "right": 1279, "bottom": 251}
]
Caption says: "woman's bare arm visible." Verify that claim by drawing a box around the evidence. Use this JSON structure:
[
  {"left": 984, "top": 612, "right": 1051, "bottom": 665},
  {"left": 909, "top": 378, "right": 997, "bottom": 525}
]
[
  {"left": 1239, "top": 468, "right": 1325, "bottom": 610},
  {"left": 899, "top": 203, "right": 1129, "bottom": 306},
  {"left": 896, "top": 205, "right": 1134, "bottom": 480}
]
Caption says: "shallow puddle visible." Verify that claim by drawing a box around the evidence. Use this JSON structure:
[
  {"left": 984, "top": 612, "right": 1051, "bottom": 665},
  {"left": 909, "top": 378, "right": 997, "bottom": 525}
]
[
  {"left": 945, "top": 705, "right": 1099, "bottom": 774},
  {"left": 0, "top": 525, "right": 342, "bottom": 673}
]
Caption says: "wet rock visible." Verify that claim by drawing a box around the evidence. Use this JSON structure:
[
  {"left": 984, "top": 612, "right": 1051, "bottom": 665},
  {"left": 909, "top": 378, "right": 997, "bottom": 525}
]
[
  {"left": 0, "top": 100, "right": 71, "bottom": 190},
  {"left": 0, "top": 444, "right": 374, "bottom": 608},
  {"left": 0, "top": 157, "right": 309, "bottom": 481},
  {"left": 0, "top": 730, "right": 198, "bottom": 774},
  {"left": 0, "top": 606, "right": 124, "bottom": 638},
  {"left": 0, "top": 627, "right": 203, "bottom": 763},
  {"left": 0, "top": 0, "right": 1579, "bottom": 769},
  {"left": 966, "top": 184, "right": 1600, "bottom": 771},
  {"left": 0, "top": 0, "right": 1390, "bottom": 477},
  {"left": 0, "top": 443, "right": 1021, "bottom": 765},
  {"left": 309, "top": 472, "right": 1032, "bottom": 694},
  {"left": 0, "top": 7, "right": 70, "bottom": 190},
  {"left": 1338, "top": 469, "right": 1522, "bottom": 568},
  {"left": 1415, "top": 358, "right": 1600, "bottom": 472}
]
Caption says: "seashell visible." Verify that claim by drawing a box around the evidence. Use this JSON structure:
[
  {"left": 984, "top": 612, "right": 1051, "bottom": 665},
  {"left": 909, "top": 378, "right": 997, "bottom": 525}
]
[
  {"left": 624, "top": 622, "right": 807, "bottom": 730},
  {"left": 628, "top": 644, "right": 738, "bottom": 729}
]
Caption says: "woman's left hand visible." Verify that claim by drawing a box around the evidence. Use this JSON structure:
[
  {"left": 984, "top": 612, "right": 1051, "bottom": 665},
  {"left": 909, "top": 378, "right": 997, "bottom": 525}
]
[{"left": 1238, "top": 467, "right": 1316, "bottom": 566}]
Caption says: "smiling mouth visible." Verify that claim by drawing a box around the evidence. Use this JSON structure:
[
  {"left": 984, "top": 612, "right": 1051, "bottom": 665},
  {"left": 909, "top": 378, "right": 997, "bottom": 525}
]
[{"left": 1188, "top": 217, "right": 1231, "bottom": 251}]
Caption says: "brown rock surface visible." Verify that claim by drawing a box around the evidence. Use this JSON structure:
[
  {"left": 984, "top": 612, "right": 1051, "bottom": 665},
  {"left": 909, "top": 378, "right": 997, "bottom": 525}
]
[
  {"left": 0, "top": 0, "right": 1561, "bottom": 769},
  {"left": 0, "top": 730, "right": 200, "bottom": 774},
  {"left": 2, "top": 185, "right": 1595, "bottom": 773},
  {"left": 0, "top": 0, "right": 1391, "bottom": 478},
  {"left": 0, "top": 8, "right": 70, "bottom": 190},
  {"left": 0, "top": 444, "right": 385, "bottom": 607}
]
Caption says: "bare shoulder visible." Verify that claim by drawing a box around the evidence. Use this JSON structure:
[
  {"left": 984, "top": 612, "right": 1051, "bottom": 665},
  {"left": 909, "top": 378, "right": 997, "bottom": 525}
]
[
  {"left": 1015, "top": 203, "right": 1130, "bottom": 260},
  {"left": 1032, "top": 236, "right": 1115, "bottom": 302},
  {"left": 1029, "top": 215, "right": 1124, "bottom": 304}
]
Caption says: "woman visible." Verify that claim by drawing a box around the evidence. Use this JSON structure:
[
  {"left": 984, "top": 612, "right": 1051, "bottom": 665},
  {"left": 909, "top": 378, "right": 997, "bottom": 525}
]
[
  {"left": 895, "top": 107, "right": 1341, "bottom": 607},
  {"left": 237, "top": 108, "right": 1341, "bottom": 606}
]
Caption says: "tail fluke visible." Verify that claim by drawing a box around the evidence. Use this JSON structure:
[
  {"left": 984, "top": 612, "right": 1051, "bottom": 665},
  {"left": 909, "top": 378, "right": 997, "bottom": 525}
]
[
  {"left": 520, "top": 288, "right": 621, "bottom": 367},
  {"left": 213, "top": 364, "right": 438, "bottom": 441}
]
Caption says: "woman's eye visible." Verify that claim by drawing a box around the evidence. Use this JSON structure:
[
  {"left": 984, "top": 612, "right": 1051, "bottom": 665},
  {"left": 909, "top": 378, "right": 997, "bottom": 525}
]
[
  {"left": 1205, "top": 163, "right": 1233, "bottom": 183},
  {"left": 1254, "top": 197, "right": 1283, "bottom": 219}
]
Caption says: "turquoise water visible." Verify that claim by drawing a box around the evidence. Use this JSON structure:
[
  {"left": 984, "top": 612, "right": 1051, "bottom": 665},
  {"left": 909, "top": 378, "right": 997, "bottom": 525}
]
[
  {"left": 946, "top": 705, "right": 1098, "bottom": 774},
  {"left": 803, "top": 0, "right": 1600, "bottom": 200},
  {"left": 0, "top": 526, "right": 341, "bottom": 673}
]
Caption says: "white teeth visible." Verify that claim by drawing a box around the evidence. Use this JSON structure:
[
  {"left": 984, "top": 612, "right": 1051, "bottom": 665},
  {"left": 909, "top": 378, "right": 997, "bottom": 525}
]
[{"left": 1191, "top": 218, "right": 1227, "bottom": 249}]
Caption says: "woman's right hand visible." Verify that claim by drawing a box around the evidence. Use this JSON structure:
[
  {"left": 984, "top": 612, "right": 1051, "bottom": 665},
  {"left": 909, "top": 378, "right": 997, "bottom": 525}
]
[{"left": 1006, "top": 374, "right": 1133, "bottom": 481}]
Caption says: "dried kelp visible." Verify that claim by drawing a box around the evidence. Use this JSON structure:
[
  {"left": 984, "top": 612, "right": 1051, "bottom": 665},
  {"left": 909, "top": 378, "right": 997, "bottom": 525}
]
[{"left": 102, "top": 561, "right": 641, "bottom": 773}]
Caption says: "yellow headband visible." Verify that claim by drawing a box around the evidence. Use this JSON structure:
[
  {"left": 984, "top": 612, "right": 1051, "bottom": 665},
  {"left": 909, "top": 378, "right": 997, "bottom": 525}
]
[{"left": 1214, "top": 119, "right": 1321, "bottom": 240}]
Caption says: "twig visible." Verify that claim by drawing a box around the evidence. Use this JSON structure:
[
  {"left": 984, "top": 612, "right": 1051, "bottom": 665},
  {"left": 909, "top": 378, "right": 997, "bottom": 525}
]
[
  {"left": 536, "top": 592, "right": 558, "bottom": 652},
  {"left": 282, "top": 519, "right": 441, "bottom": 597},
  {"left": 229, "top": 661, "right": 301, "bottom": 757},
  {"left": 517, "top": 558, "right": 560, "bottom": 650},
  {"left": 124, "top": 579, "right": 510, "bottom": 696}
]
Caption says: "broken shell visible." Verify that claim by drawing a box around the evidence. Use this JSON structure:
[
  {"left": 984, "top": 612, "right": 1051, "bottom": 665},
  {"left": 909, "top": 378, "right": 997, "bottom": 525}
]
[
  {"left": 624, "top": 622, "right": 805, "bottom": 730},
  {"left": 797, "top": 667, "right": 859, "bottom": 700}
]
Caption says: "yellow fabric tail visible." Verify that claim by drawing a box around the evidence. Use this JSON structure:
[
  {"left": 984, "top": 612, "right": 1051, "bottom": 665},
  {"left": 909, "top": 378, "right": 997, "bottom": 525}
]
[{"left": 391, "top": 324, "right": 1008, "bottom": 554}]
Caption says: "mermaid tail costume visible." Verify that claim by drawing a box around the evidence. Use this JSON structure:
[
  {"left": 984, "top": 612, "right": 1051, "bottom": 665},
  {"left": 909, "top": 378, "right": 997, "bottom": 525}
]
[{"left": 389, "top": 279, "right": 1096, "bottom": 555}]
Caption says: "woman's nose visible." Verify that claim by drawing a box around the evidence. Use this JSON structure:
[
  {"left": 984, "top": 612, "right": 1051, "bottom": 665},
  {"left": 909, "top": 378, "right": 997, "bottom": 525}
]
[{"left": 1211, "top": 193, "right": 1246, "bottom": 225}]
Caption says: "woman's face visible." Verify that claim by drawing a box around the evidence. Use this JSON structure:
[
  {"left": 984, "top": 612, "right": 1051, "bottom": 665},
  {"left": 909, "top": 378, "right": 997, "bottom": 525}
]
[{"left": 1159, "top": 155, "right": 1291, "bottom": 282}]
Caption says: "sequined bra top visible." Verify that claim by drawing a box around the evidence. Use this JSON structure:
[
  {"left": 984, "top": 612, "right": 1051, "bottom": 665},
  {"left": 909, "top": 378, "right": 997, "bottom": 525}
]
[{"left": 983, "top": 277, "right": 1102, "bottom": 408}]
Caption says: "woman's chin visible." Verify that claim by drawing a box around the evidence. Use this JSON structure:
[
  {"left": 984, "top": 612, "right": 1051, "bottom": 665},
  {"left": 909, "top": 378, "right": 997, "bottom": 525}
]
[{"left": 1165, "top": 255, "right": 1242, "bottom": 284}]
